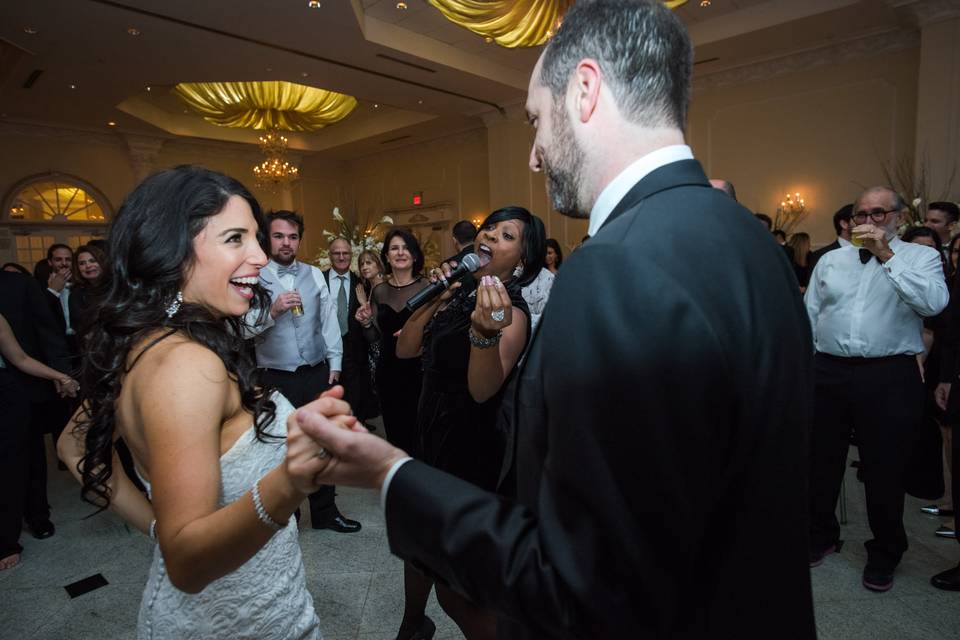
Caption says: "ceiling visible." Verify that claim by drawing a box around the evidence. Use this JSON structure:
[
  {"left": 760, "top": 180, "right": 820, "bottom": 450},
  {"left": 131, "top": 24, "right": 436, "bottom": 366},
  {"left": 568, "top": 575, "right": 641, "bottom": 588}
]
[{"left": 0, "top": 0, "right": 914, "bottom": 160}]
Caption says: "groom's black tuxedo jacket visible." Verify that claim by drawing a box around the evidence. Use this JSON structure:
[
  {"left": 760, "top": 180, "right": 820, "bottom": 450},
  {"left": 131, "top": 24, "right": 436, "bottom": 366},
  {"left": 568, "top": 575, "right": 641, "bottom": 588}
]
[{"left": 385, "top": 160, "right": 816, "bottom": 639}]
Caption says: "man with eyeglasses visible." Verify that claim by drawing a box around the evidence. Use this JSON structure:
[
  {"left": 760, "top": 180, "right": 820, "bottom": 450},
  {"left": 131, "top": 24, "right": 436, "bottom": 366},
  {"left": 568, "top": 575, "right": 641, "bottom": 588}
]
[{"left": 805, "top": 186, "right": 949, "bottom": 592}]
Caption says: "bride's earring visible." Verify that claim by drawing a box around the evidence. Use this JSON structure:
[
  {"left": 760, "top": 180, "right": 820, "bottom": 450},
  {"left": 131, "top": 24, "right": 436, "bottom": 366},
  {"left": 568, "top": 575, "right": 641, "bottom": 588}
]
[
  {"left": 165, "top": 290, "right": 183, "bottom": 318},
  {"left": 513, "top": 263, "right": 524, "bottom": 278}
]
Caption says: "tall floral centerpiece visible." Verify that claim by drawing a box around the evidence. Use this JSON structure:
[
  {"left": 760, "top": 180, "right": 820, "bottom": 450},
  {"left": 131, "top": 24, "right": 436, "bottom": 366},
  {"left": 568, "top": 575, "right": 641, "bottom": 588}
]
[{"left": 313, "top": 207, "right": 393, "bottom": 271}]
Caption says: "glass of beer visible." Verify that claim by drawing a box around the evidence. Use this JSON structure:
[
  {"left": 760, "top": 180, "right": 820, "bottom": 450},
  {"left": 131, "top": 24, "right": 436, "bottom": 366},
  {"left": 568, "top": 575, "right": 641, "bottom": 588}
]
[{"left": 290, "top": 289, "right": 304, "bottom": 316}]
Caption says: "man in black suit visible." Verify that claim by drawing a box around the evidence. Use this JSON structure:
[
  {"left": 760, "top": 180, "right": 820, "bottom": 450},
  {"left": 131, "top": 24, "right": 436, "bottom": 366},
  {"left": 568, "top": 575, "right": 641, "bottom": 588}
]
[
  {"left": 297, "top": 1, "right": 815, "bottom": 637},
  {"left": 0, "top": 271, "right": 72, "bottom": 541},
  {"left": 809, "top": 204, "right": 853, "bottom": 273}
]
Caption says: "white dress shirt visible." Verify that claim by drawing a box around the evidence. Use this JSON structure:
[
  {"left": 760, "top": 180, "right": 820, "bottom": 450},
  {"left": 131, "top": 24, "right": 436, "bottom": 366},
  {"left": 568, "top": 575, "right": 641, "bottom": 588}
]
[
  {"left": 587, "top": 145, "right": 694, "bottom": 237},
  {"left": 805, "top": 237, "right": 949, "bottom": 357},
  {"left": 47, "top": 283, "right": 74, "bottom": 335},
  {"left": 521, "top": 268, "right": 555, "bottom": 332}
]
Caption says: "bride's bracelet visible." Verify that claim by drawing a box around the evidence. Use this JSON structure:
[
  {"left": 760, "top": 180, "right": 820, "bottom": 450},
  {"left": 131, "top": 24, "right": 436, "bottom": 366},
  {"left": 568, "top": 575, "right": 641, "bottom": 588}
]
[{"left": 251, "top": 479, "right": 283, "bottom": 531}]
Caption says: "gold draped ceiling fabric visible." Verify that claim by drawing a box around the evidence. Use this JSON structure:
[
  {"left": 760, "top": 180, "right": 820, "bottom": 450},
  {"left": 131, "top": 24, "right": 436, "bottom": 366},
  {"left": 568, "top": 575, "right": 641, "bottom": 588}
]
[
  {"left": 173, "top": 81, "right": 358, "bottom": 132},
  {"left": 426, "top": 0, "right": 689, "bottom": 49}
]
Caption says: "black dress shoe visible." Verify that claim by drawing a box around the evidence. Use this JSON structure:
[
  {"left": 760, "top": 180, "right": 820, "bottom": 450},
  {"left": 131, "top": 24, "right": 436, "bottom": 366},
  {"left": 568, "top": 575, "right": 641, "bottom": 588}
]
[
  {"left": 809, "top": 541, "right": 843, "bottom": 568},
  {"left": 931, "top": 563, "right": 960, "bottom": 591},
  {"left": 921, "top": 505, "right": 955, "bottom": 517},
  {"left": 935, "top": 525, "right": 957, "bottom": 539},
  {"left": 25, "top": 519, "right": 55, "bottom": 539},
  {"left": 862, "top": 564, "right": 894, "bottom": 592},
  {"left": 312, "top": 509, "right": 361, "bottom": 533},
  {"left": 396, "top": 615, "right": 436, "bottom": 640}
]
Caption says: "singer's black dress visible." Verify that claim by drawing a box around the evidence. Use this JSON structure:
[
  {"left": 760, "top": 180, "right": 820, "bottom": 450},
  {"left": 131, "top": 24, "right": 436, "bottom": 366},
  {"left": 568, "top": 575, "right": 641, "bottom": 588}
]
[
  {"left": 369, "top": 277, "right": 430, "bottom": 456},
  {"left": 417, "top": 281, "right": 530, "bottom": 491}
]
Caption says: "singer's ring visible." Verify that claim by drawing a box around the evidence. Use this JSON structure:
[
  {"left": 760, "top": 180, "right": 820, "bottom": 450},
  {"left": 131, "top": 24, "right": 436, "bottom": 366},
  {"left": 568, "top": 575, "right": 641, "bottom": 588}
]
[
  {"left": 314, "top": 448, "right": 329, "bottom": 460},
  {"left": 491, "top": 309, "right": 506, "bottom": 322}
]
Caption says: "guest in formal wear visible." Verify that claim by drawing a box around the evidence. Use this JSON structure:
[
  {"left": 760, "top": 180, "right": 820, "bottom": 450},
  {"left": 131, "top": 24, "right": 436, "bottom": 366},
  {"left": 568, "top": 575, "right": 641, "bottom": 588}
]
[
  {"left": 925, "top": 201, "right": 959, "bottom": 260},
  {"left": 709, "top": 178, "right": 737, "bottom": 200},
  {"left": 0, "top": 311, "right": 78, "bottom": 570},
  {"left": 57, "top": 166, "right": 344, "bottom": 639},
  {"left": 354, "top": 228, "right": 433, "bottom": 640},
  {"left": 788, "top": 232, "right": 813, "bottom": 291},
  {"left": 324, "top": 238, "right": 377, "bottom": 424},
  {"left": 809, "top": 204, "right": 853, "bottom": 273},
  {"left": 301, "top": 1, "right": 818, "bottom": 637},
  {"left": 544, "top": 238, "right": 563, "bottom": 274},
  {"left": 395, "top": 207, "right": 544, "bottom": 639},
  {"left": 245, "top": 211, "right": 360, "bottom": 533},
  {"left": 69, "top": 244, "right": 108, "bottom": 336},
  {"left": 806, "top": 186, "right": 949, "bottom": 592},
  {"left": 452, "top": 220, "right": 478, "bottom": 253},
  {"left": 0, "top": 269, "right": 72, "bottom": 542},
  {"left": 43, "top": 243, "right": 75, "bottom": 340},
  {"left": 357, "top": 249, "right": 385, "bottom": 384}
]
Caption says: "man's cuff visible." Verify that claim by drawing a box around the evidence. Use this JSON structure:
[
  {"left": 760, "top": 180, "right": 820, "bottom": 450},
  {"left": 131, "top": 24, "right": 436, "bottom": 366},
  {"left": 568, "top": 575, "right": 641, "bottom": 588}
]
[
  {"left": 327, "top": 356, "right": 342, "bottom": 371},
  {"left": 880, "top": 251, "right": 903, "bottom": 278},
  {"left": 380, "top": 457, "right": 413, "bottom": 513},
  {"left": 47, "top": 288, "right": 62, "bottom": 298}
]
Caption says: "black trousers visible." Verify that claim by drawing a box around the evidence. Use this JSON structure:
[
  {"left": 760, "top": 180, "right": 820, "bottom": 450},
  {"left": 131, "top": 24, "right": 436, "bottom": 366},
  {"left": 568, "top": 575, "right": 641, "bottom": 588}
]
[
  {"left": 809, "top": 353, "right": 923, "bottom": 570},
  {"left": 23, "top": 397, "right": 71, "bottom": 523},
  {"left": 260, "top": 362, "right": 337, "bottom": 521},
  {"left": 0, "top": 371, "right": 30, "bottom": 557}
]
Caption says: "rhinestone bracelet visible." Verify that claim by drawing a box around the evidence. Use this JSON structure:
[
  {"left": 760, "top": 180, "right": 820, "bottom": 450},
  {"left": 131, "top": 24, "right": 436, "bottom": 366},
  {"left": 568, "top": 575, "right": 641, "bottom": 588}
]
[
  {"left": 251, "top": 479, "right": 282, "bottom": 531},
  {"left": 468, "top": 328, "right": 502, "bottom": 349}
]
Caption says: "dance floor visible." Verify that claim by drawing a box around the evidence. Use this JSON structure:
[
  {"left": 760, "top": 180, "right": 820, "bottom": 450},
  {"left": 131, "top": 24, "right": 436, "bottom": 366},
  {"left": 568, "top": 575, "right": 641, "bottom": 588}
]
[{"left": 2, "top": 429, "right": 958, "bottom": 639}]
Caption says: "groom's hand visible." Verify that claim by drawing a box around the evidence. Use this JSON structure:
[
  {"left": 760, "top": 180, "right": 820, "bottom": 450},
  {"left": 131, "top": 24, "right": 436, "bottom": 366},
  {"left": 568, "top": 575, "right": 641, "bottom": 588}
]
[{"left": 296, "top": 398, "right": 407, "bottom": 490}]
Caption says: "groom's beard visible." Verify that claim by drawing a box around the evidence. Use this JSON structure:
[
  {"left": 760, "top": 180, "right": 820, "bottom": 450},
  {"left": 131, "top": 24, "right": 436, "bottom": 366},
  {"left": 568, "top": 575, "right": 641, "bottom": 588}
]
[{"left": 544, "top": 103, "right": 589, "bottom": 219}]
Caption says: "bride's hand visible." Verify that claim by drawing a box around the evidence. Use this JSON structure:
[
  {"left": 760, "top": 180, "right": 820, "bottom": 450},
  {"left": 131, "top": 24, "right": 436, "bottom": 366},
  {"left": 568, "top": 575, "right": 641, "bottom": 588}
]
[{"left": 285, "top": 387, "right": 357, "bottom": 494}]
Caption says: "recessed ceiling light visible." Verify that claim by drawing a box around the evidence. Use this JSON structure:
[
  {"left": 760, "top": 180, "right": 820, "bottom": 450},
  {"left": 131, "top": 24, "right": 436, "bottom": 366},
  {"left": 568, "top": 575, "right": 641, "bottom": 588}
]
[
  {"left": 484, "top": 36, "right": 494, "bottom": 44},
  {"left": 127, "top": 27, "right": 141, "bottom": 36},
  {"left": 107, "top": 121, "right": 116, "bottom": 127},
  {"left": 396, "top": 1, "right": 408, "bottom": 9},
  {"left": 183, "top": 109, "right": 190, "bottom": 114},
  {"left": 700, "top": 0, "right": 711, "bottom": 6},
  {"left": 307, "top": 0, "right": 321, "bottom": 8},
  {"left": 23, "top": 27, "right": 39, "bottom": 35},
  {"left": 146, "top": 86, "right": 152, "bottom": 92},
  {"left": 373, "top": 103, "right": 379, "bottom": 109},
  {"left": 417, "top": 99, "right": 423, "bottom": 105},
  {"left": 266, "top": 67, "right": 273, "bottom": 72},
  {"left": 68, "top": 83, "right": 77, "bottom": 90},
  {"left": 301, "top": 72, "right": 309, "bottom": 77}
]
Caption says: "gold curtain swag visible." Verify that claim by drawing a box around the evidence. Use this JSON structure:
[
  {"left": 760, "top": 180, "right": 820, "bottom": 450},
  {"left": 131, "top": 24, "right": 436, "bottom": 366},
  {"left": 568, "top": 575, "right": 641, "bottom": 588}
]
[
  {"left": 426, "top": 0, "right": 689, "bottom": 49},
  {"left": 173, "top": 81, "right": 358, "bottom": 132}
]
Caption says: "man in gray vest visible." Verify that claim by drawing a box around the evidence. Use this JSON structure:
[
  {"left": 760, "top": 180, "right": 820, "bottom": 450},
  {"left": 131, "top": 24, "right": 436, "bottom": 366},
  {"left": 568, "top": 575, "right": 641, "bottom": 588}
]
[{"left": 248, "top": 210, "right": 361, "bottom": 533}]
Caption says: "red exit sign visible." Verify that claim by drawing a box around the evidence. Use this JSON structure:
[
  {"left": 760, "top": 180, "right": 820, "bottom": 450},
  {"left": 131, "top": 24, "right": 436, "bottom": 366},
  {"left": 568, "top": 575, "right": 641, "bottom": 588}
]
[{"left": 413, "top": 192, "right": 423, "bottom": 206}]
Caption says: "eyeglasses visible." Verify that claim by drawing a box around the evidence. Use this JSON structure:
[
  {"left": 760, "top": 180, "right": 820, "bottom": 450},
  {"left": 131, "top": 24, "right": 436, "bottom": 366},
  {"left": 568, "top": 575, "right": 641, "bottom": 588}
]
[{"left": 852, "top": 208, "right": 897, "bottom": 224}]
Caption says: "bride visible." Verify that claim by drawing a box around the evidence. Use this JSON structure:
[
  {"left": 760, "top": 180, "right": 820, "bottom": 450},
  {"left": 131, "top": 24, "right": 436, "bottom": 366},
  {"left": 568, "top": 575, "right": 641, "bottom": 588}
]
[{"left": 58, "top": 166, "right": 350, "bottom": 639}]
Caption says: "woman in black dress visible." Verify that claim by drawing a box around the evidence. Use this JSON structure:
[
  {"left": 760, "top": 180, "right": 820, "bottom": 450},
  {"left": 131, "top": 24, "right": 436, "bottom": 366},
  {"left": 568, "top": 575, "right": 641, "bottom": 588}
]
[
  {"left": 355, "top": 229, "right": 433, "bottom": 640},
  {"left": 396, "top": 206, "right": 545, "bottom": 640}
]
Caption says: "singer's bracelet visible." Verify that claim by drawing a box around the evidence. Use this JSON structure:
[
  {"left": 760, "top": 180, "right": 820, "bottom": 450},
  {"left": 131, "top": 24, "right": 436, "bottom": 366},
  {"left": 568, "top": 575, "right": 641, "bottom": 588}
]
[{"left": 468, "top": 328, "right": 502, "bottom": 349}]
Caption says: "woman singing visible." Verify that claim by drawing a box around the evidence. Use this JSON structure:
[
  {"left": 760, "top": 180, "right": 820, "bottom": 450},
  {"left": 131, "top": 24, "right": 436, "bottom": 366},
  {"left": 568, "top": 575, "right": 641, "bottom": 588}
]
[{"left": 395, "top": 206, "right": 545, "bottom": 640}]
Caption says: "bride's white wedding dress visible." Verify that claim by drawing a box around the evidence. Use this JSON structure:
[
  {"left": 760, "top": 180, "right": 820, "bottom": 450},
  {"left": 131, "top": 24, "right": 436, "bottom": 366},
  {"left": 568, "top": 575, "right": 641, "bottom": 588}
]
[{"left": 136, "top": 393, "right": 321, "bottom": 639}]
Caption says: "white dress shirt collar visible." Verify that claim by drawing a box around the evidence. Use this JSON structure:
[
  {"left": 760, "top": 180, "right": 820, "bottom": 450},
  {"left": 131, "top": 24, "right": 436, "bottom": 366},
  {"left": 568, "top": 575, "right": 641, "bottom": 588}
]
[{"left": 587, "top": 145, "right": 694, "bottom": 237}]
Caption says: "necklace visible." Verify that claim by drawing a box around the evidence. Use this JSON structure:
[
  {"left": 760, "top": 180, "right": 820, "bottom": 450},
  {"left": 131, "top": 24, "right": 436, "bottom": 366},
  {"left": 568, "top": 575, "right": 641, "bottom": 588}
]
[{"left": 391, "top": 273, "right": 414, "bottom": 287}]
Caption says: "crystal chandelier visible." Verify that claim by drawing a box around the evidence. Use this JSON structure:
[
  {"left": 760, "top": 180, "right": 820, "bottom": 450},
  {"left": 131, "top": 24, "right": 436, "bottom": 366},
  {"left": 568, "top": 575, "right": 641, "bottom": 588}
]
[{"left": 252, "top": 128, "right": 299, "bottom": 188}]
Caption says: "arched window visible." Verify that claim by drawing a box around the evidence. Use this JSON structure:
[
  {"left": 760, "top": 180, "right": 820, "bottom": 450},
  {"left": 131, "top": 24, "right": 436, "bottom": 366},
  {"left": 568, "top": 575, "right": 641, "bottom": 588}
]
[
  {"left": 1, "top": 173, "right": 112, "bottom": 267},
  {"left": 3, "top": 173, "right": 112, "bottom": 223}
]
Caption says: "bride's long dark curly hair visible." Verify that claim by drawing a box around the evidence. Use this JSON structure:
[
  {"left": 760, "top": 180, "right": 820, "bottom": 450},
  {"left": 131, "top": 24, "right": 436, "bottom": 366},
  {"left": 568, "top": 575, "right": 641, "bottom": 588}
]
[{"left": 76, "top": 165, "right": 275, "bottom": 511}]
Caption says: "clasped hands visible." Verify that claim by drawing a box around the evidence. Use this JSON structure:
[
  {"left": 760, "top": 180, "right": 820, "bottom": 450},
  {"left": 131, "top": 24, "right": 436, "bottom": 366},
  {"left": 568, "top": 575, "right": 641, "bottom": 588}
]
[{"left": 284, "top": 386, "right": 407, "bottom": 494}]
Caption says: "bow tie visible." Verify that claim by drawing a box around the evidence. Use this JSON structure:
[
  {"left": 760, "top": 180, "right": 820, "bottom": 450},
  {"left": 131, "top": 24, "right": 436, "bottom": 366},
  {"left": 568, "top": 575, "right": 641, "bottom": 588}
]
[
  {"left": 276, "top": 263, "right": 299, "bottom": 277},
  {"left": 859, "top": 249, "right": 875, "bottom": 265}
]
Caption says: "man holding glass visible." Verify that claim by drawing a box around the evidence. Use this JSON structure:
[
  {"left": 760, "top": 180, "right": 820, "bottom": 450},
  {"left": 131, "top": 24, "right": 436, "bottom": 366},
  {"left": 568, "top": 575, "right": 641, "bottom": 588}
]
[{"left": 805, "top": 186, "right": 948, "bottom": 591}]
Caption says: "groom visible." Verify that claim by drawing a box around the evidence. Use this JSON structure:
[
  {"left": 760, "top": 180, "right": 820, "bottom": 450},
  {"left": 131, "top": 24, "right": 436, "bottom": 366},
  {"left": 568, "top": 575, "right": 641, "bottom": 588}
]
[{"left": 298, "top": 1, "right": 816, "bottom": 637}]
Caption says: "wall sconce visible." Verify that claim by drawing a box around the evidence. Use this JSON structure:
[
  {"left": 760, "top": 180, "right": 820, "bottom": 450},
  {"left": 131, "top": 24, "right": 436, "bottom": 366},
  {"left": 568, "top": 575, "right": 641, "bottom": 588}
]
[{"left": 773, "top": 191, "right": 808, "bottom": 233}]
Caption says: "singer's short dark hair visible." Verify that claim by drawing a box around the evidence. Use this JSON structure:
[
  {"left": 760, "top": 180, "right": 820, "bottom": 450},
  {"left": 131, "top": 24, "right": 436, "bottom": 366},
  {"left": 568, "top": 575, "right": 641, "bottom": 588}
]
[
  {"left": 479, "top": 206, "right": 546, "bottom": 288},
  {"left": 381, "top": 228, "right": 424, "bottom": 276}
]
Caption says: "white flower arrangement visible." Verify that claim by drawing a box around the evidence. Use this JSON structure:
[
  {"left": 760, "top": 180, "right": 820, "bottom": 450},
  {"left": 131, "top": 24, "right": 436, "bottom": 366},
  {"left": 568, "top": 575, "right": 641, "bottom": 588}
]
[{"left": 313, "top": 207, "right": 393, "bottom": 272}]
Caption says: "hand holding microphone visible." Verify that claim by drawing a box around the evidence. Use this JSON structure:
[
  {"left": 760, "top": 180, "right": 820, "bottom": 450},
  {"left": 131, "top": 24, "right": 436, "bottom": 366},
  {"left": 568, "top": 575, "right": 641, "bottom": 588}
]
[{"left": 405, "top": 253, "right": 483, "bottom": 312}]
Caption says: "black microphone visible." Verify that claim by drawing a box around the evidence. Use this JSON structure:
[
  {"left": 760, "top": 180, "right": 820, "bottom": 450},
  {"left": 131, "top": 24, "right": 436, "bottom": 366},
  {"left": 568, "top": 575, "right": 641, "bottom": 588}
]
[{"left": 405, "top": 253, "right": 483, "bottom": 312}]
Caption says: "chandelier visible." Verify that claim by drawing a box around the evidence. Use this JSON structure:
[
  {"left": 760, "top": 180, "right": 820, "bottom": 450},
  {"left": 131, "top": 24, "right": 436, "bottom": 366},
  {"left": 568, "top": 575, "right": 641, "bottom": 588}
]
[{"left": 252, "top": 129, "right": 299, "bottom": 189}]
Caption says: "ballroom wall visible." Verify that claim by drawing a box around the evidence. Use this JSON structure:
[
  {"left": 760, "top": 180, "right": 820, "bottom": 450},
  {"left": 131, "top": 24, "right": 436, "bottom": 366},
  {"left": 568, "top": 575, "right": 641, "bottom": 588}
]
[
  {"left": 0, "top": 43, "right": 926, "bottom": 261},
  {"left": 688, "top": 47, "right": 921, "bottom": 247}
]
